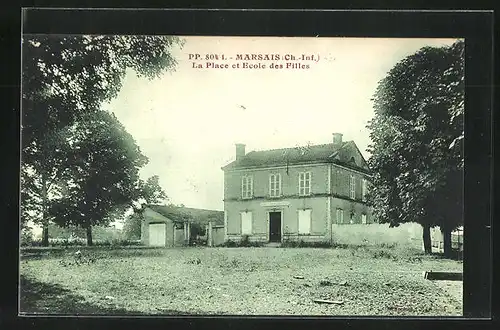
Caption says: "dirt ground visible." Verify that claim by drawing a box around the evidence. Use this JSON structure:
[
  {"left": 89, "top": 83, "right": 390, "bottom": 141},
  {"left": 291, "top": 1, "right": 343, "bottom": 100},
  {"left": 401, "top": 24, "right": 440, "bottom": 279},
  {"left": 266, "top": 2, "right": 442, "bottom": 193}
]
[{"left": 20, "top": 246, "right": 463, "bottom": 316}]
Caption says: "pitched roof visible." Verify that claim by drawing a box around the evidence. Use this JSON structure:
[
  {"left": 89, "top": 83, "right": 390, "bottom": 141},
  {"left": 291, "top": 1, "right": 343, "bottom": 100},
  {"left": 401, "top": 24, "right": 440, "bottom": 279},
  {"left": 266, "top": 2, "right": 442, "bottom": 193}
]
[
  {"left": 144, "top": 204, "right": 224, "bottom": 226},
  {"left": 222, "top": 141, "right": 370, "bottom": 173}
]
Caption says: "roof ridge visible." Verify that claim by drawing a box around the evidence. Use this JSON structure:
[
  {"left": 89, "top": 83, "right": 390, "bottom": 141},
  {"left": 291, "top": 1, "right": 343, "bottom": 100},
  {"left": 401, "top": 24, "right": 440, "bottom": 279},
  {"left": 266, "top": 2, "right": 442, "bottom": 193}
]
[
  {"left": 146, "top": 204, "right": 223, "bottom": 213},
  {"left": 247, "top": 141, "right": 350, "bottom": 154}
]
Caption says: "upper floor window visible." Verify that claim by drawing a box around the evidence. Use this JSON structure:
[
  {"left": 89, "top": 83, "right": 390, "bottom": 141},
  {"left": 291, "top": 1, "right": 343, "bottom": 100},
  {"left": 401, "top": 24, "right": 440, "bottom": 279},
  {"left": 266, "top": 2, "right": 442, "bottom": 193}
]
[
  {"left": 241, "top": 175, "right": 253, "bottom": 199},
  {"left": 269, "top": 173, "right": 282, "bottom": 197},
  {"left": 362, "top": 178, "right": 368, "bottom": 201},
  {"left": 349, "top": 174, "right": 356, "bottom": 199},
  {"left": 299, "top": 172, "right": 311, "bottom": 196}
]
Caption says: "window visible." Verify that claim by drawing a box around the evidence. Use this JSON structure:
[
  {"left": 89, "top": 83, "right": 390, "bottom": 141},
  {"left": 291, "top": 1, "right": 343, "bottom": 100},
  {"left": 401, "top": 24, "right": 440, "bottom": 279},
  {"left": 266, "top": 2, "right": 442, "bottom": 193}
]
[
  {"left": 336, "top": 208, "right": 344, "bottom": 224},
  {"left": 241, "top": 211, "right": 253, "bottom": 235},
  {"left": 241, "top": 175, "right": 253, "bottom": 199},
  {"left": 361, "top": 214, "right": 367, "bottom": 224},
  {"left": 269, "top": 173, "right": 282, "bottom": 197},
  {"left": 362, "top": 179, "right": 368, "bottom": 201},
  {"left": 298, "top": 209, "right": 311, "bottom": 234},
  {"left": 349, "top": 175, "right": 356, "bottom": 199},
  {"left": 299, "top": 172, "right": 311, "bottom": 196}
]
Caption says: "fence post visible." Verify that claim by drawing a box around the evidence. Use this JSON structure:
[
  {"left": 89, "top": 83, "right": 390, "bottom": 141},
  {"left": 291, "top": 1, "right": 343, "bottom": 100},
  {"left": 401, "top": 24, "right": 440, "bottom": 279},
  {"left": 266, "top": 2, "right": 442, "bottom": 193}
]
[
  {"left": 208, "top": 221, "right": 213, "bottom": 247},
  {"left": 183, "top": 221, "right": 188, "bottom": 246}
]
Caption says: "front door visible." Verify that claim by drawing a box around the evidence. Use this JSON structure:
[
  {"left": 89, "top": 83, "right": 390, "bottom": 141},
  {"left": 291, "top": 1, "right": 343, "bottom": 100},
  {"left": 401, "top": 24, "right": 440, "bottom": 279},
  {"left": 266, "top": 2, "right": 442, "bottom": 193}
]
[{"left": 269, "top": 211, "right": 281, "bottom": 242}]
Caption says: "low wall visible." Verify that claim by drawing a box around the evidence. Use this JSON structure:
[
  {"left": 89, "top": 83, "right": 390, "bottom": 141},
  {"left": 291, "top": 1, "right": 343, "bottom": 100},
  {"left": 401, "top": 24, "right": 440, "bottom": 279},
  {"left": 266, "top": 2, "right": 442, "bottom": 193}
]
[
  {"left": 206, "top": 223, "right": 225, "bottom": 246},
  {"left": 211, "top": 226, "right": 225, "bottom": 246},
  {"left": 331, "top": 223, "right": 424, "bottom": 249},
  {"left": 174, "top": 228, "right": 185, "bottom": 246},
  {"left": 331, "top": 223, "right": 464, "bottom": 251}
]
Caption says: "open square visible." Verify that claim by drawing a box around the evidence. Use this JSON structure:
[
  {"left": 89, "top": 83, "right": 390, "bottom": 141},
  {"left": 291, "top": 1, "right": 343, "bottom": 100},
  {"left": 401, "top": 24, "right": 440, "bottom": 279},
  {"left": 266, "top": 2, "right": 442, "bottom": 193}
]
[{"left": 20, "top": 246, "right": 462, "bottom": 316}]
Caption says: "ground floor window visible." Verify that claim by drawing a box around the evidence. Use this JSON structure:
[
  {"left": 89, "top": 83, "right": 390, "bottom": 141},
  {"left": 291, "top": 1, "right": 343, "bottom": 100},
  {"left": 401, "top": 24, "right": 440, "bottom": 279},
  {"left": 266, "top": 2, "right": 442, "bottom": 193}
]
[
  {"left": 298, "top": 209, "right": 311, "bottom": 234},
  {"left": 240, "top": 211, "right": 253, "bottom": 235},
  {"left": 361, "top": 214, "right": 367, "bottom": 224}
]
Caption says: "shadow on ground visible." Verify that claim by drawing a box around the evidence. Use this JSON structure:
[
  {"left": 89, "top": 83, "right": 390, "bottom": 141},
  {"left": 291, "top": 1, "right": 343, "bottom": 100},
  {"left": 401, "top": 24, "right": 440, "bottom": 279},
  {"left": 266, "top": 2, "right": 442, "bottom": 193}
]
[{"left": 19, "top": 275, "right": 199, "bottom": 316}]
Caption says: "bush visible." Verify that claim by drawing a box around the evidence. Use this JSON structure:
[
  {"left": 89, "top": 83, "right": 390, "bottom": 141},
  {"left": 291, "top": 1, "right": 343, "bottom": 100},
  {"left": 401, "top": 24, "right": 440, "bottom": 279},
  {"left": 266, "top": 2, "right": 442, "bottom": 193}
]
[
  {"left": 245, "top": 241, "right": 264, "bottom": 247},
  {"left": 280, "top": 240, "right": 302, "bottom": 248},
  {"left": 220, "top": 237, "right": 263, "bottom": 248},
  {"left": 190, "top": 238, "right": 207, "bottom": 246},
  {"left": 372, "top": 249, "right": 397, "bottom": 260},
  {"left": 280, "top": 240, "right": 333, "bottom": 248},
  {"left": 239, "top": 235, "right": 264, "bottom": 247},
  {"left": 240, "top": 235, "right": 250, "bottom": 246},
  {"left": 20, "top": 228, "right": 34, "bottom": 247},
  {"left": 221, "top": 239, "right": 237, "bottom": 247},
  {"left": 379, "top": 242, "right": 398, "bottom": 249},
  {"left": 331, "top": 242, "right": 351, "bottom": 249}
]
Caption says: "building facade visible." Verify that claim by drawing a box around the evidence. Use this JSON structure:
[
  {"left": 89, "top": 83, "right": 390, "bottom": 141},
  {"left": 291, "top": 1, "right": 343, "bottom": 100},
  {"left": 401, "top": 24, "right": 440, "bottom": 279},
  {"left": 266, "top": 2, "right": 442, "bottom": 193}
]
[{"left": 221, "top": 133, "right": 373, "bottom": 244}]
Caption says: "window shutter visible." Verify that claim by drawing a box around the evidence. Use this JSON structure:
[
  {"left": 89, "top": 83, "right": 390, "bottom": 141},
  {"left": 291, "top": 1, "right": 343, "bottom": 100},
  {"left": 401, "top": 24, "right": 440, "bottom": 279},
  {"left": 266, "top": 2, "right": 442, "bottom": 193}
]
[
  {"left": 269, "top": 174, "right": 274, "bottom": 196},
  {"left": 278, "top": 173, "right": 282, "bottom": 196},
  {"left": 241, "top": 211, "right": 252, "bottom": 235},
  {"left": 298, "top": 209, "right": 311, "bottom": 234},
  {"left": 299, "top": 172, "right": 304, "bottom": 195},
  {"left": 349, "top": 175, "right": 355, "bottom": 199}
]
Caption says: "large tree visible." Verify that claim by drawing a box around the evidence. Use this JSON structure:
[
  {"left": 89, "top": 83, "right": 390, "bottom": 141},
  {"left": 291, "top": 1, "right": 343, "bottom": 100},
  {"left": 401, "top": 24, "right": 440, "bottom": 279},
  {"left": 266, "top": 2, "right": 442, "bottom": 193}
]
[
  {"left": 48, "top": 111, "right": 158, "bottom": 246},
  {"left": 21, "top": 35, "right": 182, "bottom": 245},
  {"left": 366, "top": 40, "right": 464, "bottom": 256}
]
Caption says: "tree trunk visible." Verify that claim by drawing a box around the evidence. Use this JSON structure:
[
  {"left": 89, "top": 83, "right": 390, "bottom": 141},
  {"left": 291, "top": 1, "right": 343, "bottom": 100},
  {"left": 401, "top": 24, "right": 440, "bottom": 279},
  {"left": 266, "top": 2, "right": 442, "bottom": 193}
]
[
  {"left": 41, "top": 171, "right": 49, "bottom": 247},
  {"left": 86, "top": 225, "right": 93, "bottom": 246},
  {"left": 422, "top": 223, "right": 432, "bottom": 254},
  {"left": 442, "top": 225, "right": 452, "bottom": 258}
]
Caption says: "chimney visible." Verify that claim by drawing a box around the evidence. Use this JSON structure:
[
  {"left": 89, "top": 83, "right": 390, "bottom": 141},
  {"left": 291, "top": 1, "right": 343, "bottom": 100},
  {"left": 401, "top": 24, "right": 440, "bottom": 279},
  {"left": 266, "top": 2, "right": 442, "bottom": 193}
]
[
  {"left": 332, "top": 133, "right": 343, "bottom": 147},
  {"left": 235, "top": 143, "right": 246, "bottom": 160}
]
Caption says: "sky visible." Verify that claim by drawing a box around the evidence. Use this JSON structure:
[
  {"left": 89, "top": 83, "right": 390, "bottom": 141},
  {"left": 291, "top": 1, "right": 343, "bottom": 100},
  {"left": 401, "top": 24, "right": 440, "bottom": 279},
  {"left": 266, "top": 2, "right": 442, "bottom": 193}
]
[{"left": 102, "top": 36, "right": 457, "bottom": 214}]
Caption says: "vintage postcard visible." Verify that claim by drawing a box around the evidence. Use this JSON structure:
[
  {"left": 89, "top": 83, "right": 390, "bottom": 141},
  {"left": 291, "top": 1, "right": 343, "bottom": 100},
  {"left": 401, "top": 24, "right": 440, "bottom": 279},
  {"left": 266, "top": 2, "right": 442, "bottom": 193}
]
[{"left": 20, "top": 34, "right": 465, "bottom": 316}]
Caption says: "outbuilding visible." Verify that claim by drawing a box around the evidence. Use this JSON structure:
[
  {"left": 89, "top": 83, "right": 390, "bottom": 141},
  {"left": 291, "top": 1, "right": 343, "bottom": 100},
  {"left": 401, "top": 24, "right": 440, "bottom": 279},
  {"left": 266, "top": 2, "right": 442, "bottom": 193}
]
[{"left": 140, "top": 204, "right": 224, "bottom": 247}]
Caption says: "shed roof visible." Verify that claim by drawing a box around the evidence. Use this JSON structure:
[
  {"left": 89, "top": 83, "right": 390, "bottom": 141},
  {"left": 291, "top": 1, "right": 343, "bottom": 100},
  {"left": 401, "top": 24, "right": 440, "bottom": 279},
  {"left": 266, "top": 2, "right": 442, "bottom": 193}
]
[{"left": 144, "top": 204, "right": 224, "bottom": 226}]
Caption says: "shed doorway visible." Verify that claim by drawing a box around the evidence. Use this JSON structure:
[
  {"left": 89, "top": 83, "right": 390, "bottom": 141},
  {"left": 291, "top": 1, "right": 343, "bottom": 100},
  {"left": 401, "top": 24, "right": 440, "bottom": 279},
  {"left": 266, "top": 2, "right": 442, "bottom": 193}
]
[{"left": 149, "top": 223, "right": 166, "bottom": 247}]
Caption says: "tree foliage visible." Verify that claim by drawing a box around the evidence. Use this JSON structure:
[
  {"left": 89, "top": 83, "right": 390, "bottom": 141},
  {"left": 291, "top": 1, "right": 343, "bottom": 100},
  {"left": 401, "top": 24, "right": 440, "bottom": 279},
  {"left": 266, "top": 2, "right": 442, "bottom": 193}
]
[
  {"left": 122, "top": 176, "right": 167, "bottom": 240},
  {"left": 47, "top": 111, "right": 149, "bottom": 245},
  {"left": 21, "top": 35, "right": 182, "bottom": 244},
  {"left": 366, "top": 40, "right": 464, "bottom": 256}
]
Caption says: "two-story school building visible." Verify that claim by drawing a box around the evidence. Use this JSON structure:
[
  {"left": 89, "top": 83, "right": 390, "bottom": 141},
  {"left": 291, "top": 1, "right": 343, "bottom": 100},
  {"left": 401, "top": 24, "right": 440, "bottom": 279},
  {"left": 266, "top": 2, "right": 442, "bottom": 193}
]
[{"left": 221, "top": 133, "right": 373, "bottom": 244}]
